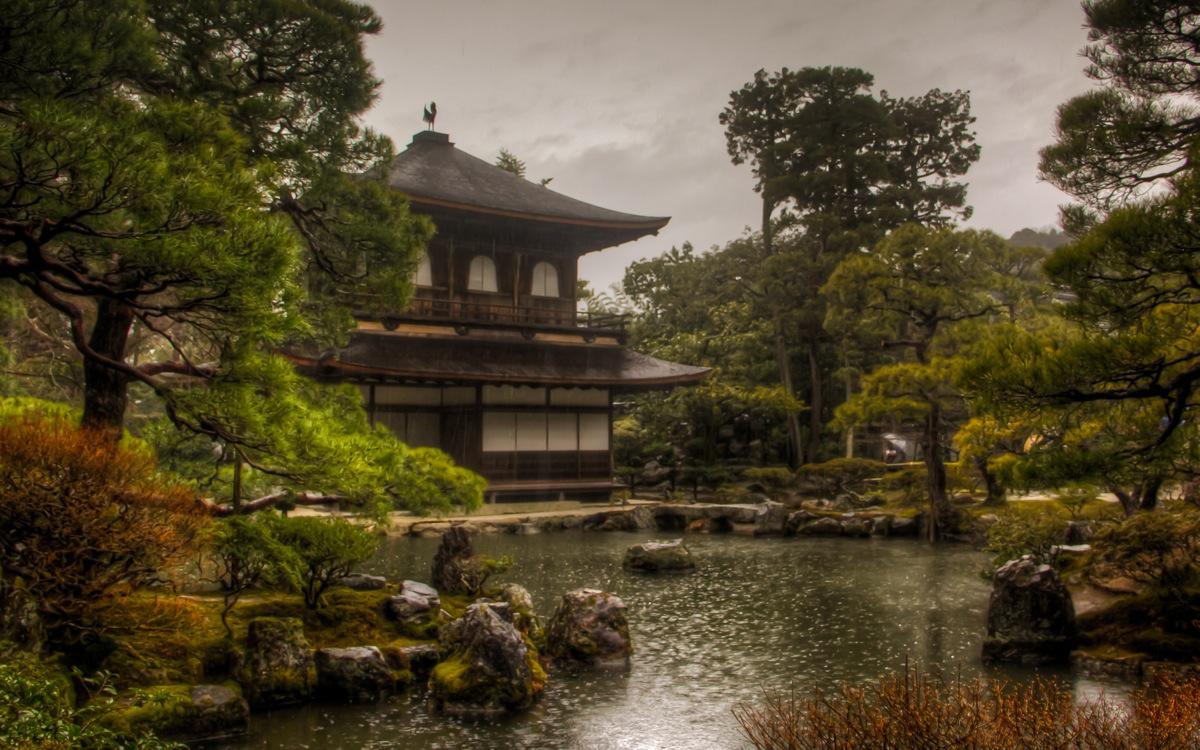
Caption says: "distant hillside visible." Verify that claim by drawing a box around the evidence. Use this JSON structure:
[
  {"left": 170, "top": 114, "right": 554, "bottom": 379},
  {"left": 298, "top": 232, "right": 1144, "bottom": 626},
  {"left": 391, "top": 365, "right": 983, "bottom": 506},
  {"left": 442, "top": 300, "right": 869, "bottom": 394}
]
[{"left": 1008, "top": 227, "right": 1070, "bottom": 250}]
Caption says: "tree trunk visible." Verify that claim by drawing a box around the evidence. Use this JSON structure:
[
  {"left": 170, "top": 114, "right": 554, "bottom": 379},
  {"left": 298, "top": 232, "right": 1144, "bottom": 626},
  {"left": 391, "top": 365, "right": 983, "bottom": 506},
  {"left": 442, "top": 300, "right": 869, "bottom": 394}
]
[
  {"left": 1110, "top": 485, "right": 1137, "bottom": 516},
  {"left": 1110, "top": 476, "right": 1164, "bottom": 516},
  {"left": 762, "top": 196, "right": 804, "bottom": 469},
  {"left": 976, "top": 456, "right": 1006, "bottom": 506},
  {"left": 772, "top": 321, "right": 804, "bottom": 468},
  {"left": 806, "top": 343, "right": 823, "bottom": 464},
  {"left": 923, "top": 403, "right": 951, "bottom": 541},
  {"left": 81, "top": 298, "right": 135, "bottom": 438},
  {"left": 1138, "top": 475, "right": 1163, "bottom": 512}
]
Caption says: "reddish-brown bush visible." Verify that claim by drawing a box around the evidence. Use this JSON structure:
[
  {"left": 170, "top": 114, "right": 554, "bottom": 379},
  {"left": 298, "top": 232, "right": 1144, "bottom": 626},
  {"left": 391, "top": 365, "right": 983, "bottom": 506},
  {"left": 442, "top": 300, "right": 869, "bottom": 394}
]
[
  {"left": 0, "top": 415, "right": 206, "bottom": 648},
  {"left": 734, "top": 669, "right": 1200, "bottom": 750}
]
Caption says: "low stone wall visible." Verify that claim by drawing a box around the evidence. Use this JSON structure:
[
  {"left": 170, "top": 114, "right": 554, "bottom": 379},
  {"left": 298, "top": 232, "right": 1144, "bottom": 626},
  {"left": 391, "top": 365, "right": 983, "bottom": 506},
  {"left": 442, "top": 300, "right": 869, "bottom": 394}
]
[{"left": 402, "top": 502, "right": 923, "bottom": 540}]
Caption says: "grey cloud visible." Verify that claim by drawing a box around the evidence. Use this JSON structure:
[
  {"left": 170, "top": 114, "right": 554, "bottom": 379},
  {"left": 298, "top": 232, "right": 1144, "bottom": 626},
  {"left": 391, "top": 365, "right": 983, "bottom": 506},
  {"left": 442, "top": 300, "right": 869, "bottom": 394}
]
[{"left": 364, "top": 0, "right": 1094, "bottom": 290}]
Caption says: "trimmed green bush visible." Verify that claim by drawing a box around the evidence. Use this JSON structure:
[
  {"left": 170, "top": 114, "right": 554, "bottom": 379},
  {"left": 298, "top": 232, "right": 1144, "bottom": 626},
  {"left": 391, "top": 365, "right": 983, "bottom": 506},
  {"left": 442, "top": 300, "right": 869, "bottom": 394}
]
[
  {"left": 796, "top": 458, "right": 887, "bottom": 499},
  {"left": 264, "top": 516, "right": 379, "bottom": 609}
]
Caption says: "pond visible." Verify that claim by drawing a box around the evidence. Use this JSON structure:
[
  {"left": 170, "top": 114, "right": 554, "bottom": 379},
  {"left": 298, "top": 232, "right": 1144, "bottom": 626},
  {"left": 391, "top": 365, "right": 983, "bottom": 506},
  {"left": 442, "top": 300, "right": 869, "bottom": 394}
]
[{"left": 212, "top": 531, "right": 1124, "bottom": 750}]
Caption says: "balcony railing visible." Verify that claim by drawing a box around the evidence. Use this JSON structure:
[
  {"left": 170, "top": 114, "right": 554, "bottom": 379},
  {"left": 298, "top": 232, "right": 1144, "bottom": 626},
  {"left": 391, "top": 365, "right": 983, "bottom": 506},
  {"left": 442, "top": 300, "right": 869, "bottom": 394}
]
[{"left": 363, "top": 295, "right": 629, "bottom": 335}]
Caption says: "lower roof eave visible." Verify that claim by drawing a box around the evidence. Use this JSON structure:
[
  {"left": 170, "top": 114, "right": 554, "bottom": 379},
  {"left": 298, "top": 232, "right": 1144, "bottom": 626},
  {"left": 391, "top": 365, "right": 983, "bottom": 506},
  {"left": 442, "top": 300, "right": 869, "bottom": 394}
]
[{"left": 286, "top": 353, "right": 710, "bottom": 391}]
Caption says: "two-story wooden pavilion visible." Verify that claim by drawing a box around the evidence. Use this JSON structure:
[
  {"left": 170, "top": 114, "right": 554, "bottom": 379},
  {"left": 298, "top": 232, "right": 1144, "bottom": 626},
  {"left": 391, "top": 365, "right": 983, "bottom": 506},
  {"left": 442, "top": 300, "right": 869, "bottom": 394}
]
[{"left": 291, "top": 130, "right": 708, "bottom": 501}]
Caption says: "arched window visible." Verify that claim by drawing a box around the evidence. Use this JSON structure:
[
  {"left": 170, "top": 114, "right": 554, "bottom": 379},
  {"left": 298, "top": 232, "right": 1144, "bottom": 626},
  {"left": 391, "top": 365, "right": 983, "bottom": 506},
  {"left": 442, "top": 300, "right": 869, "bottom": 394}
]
[
  {"left": 467, "top": 255, "right": 498, "bottom": 292},
  {"left": 530, "top": 261, "right": 559, "bottom": 297},
  {"left": 413, "top": 251, "right": 432, "bottom": 287}
]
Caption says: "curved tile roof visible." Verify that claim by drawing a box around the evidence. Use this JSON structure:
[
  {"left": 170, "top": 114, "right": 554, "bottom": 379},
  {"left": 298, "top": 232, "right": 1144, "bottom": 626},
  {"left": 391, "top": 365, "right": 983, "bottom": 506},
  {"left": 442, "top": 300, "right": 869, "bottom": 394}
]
[
  {"left": 385, "top": 131, "right": 670, "bottom": 232},
  {"left": 290, "top": 330, "right": 710, "bottom": 391}
]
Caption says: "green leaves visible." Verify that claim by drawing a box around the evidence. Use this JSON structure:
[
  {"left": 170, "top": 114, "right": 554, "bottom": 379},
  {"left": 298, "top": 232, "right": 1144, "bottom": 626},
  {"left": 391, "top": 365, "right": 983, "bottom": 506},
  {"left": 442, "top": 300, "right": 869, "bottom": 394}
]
[{"left": 1040, "top": 1, "right": 1200, "bottom": 212}]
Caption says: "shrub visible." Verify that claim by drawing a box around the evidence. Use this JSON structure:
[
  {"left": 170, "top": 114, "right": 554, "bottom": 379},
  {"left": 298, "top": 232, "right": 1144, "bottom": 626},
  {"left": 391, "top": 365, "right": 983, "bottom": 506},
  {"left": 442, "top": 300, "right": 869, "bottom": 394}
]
[
  {"left": 0, "top": 646, "right": 180, "bottom": 750},
  {"left": 460, "top": 554, "right": 513, "bottom": 598},
  {"left": 743, "top": 467, "right": 795, "bottom": 500},
  {"left": 734, "top": 668, "right": 1200, "bottom": 750},
  {"left": 1088, "top": 511, "right": 1200, "bottom": 592},
  {"left": 265, "top": 516, "right": 378, "bottom": 608},
  {"left": 795, "top": 458, "right": 886, "bottom": 499},
  {"left": 208, "top": 515, "right": 301, "bottom": 636},
  {"left": 983, "top": 507, "right": 1068, "bottom": 575},
  {"left": 1055, "top": 484, "right": 1099, "bottom": 520},
  {"left": 0, "top": 415, "right": 205, "bottom": 649}
]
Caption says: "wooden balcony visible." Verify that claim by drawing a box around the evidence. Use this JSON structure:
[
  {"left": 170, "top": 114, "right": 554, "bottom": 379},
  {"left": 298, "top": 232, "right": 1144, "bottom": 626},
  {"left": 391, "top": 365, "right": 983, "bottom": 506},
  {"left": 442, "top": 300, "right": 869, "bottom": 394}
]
[{"left": 358, "top": 293, "right": 629, "bottom": 336}]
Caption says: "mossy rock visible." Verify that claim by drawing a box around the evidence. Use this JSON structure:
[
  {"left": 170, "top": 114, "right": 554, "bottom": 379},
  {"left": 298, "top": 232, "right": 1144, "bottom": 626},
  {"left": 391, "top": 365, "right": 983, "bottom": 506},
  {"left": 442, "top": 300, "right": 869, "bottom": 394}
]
[
  {"left": 545, "top": 589, "right": 632, "bottom": 669},
  {"left": 235, "top": 617, "right": 315, "bottom": 709},
  {"left": 100, "top": 683, "right": 248, "bottom": 742},
  {"left": 428, "top": 603, "right": 544, "bottom": 717}
]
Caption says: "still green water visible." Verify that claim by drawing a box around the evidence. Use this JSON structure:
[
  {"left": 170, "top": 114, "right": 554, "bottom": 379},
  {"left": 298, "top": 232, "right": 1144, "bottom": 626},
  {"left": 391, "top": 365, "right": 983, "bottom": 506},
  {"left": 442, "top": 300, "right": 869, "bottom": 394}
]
[{"left": 213, "top": 531, "right": 1122, "bottom": 750}]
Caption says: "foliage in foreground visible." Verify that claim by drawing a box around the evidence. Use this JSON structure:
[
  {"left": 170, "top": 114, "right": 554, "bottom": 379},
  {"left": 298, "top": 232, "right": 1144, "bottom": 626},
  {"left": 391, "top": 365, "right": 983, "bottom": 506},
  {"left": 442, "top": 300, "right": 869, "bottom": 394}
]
[
  {"left": 0, "top": 414, "right": 205, "bottom": 649},
  {"left": 0, "top": 647, "right": 179, "bottom": 750},
  {"left": 734, "top": 669, "right": 1200, "bottom": 750}
]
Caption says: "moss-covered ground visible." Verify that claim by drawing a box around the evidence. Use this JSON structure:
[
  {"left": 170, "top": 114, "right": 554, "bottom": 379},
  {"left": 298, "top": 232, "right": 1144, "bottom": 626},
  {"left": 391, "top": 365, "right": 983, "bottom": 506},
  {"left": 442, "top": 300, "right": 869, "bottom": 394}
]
[{"left": 97, "top": 587, "right": 464, "bottom": 689}]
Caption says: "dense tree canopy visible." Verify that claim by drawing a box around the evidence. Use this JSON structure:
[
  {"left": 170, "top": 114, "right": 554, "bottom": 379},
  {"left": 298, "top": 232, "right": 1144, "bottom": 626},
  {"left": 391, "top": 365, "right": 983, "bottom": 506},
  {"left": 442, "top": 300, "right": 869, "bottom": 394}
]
[
  {"left": 826, "top": 225, "right": 1027, "bottom": 536},
  {"left": 719, "top": 67, "right": 980, "bottom": 463},
  {"left": 0, "top": 1, "right": 482, "bottom": 513},
  {"left": 963, "top": 0, "right": 1200, "bottom": 514},
  {"left": 1040, "top": 0, "right": 1200, "bottom": 226}
]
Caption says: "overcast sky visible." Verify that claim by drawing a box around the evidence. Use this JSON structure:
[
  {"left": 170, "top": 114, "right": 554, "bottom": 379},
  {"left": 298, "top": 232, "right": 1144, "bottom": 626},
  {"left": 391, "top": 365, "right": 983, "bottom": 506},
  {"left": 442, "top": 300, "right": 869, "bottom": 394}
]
[{"left": 362, "top": 0, "right": 1095, "bottom": 292}]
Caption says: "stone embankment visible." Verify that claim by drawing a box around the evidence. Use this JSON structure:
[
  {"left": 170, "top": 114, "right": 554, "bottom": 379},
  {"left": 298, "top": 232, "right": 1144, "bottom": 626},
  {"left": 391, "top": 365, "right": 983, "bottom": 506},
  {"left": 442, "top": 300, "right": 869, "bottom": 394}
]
[{"left": 401, "top": 501, "right": 923, "bottom": 540}]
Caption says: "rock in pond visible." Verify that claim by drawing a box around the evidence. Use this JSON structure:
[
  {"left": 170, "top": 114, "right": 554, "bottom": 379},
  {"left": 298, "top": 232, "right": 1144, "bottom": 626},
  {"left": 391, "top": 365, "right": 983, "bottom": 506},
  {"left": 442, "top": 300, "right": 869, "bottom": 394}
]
[
  {"left": 982, "top": 555, "right": 1076, "bottom": 665},
  {"left": 388, "top": 580, "right": 441, "bottom": 622},
  {"left": 429, "top": 603, "right": 545, "bottom": 718},
  {"left": 753, "top": 501, "right": 788, "bottom": 536},
  {"left": 841, "top": 517, "right": 872, "bottom": 538},
  {"left": 623, "top": 539, "right": 696, "bottom": 573},
  {"left": 103, "top": 684, "right": 249, "bottom": 742},
  {"left": 315, "top": 646, "right": 395, "bottom": 702},
  {"left": 889, "top": 515, "right": 920, "bottom": 537},
  {"left": 382, "top": 643, "right": 439, "bottom": 676},
  {"left": 796, "top": 517, "right": 844, "bottom": 536},
  {"left": 496, "top": 582, "right": 544, "bottom": 643},
  {"left": 432, "top": 525, "right": 475, "bottom": 595},
  {"left": 785, "top": 510, "right": 817, "bottom": 533},
  {"left": 545, "top": 588, "right": 632, "bottom": 669},
  {"left": 340, "top": 573, "right": 387, "bottom": 591},
  {"left": 236, "top": 617, "right": 316, "bottom": 709}
]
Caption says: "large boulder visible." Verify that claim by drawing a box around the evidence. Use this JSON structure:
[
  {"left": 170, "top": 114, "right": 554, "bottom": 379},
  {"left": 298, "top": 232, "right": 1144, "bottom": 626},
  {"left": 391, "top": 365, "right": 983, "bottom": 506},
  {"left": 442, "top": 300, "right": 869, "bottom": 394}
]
[
  {"left": 388, "top": 580, "right": 441, "bottom": 621},
  {"left": 103, "top": 684, "right": 249, "bottom": 742},
  {"left": 785, "top": 510, "right": 817, "bottom": 533},
  {"left": 382, "top": 643, "right": 439, "bottom": 677},
  {"left": 340, "top": 574, "right": 387, "bottom": 591},
  {"left": 236, "top": 617, "right": 316, "bottom": 709},
  {"left": 428, "top": 603, "right": 545, "bottom": 717},
  {"left": 315, "top": 646, "right": 394, "bottom": 702},
  {"left": 495, "top": 582, "right": 543, "bottom": 644},
  {"left": 544, "top": 589, "right": 632, "bottom": 669},
  {"left": 841, "top": 517, "right": 872, "bottom": 538},
  {"left": 753, "top": 501, "right": 788, "bottom": 536},
  {"left": 889, "top": 515, "right": 921, "bottom": 537},
  {"left": 796, "top": 517, "right": 844, "bottom": 536},
  {"left": 623, "top": 539, "right": 696, "bottom": 573},
  {"left": 431, "top": 526, "right": 475, "bottom": 595},
  {"left": 982, "top": 555, "right": 1076, "bottom": 665},
  {"left": 599, "top": 511, "right": 638, "bottom": 532},
  {"left": 630, "top": 505, "right": 656, "bottom": 530}
]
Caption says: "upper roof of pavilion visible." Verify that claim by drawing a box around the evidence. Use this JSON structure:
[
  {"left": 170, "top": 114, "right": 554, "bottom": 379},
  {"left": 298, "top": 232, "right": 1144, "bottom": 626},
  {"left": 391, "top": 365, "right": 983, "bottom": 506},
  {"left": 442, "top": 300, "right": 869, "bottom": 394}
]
[{"left": 382, "top": 130, "right": 670, "bottom": 253}]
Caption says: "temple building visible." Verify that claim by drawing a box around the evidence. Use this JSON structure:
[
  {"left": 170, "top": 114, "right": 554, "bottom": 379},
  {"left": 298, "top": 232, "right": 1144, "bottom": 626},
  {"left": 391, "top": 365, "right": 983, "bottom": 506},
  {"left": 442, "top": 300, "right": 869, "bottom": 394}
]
[{"left": 292, "top": 130, "right": 708, "bottom": 501}]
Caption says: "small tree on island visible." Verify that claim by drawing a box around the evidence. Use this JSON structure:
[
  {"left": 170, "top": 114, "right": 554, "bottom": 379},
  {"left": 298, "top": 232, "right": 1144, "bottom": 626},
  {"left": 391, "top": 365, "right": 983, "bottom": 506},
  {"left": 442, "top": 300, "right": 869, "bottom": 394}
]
[{"left": 264, "top": 516, "right": 379, "bottom": 610}]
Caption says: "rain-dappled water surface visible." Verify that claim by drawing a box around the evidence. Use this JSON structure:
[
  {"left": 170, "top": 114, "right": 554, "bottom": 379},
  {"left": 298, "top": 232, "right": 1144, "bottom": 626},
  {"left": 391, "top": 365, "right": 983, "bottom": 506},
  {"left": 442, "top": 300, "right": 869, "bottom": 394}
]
[{"left": 214, "top": 531, "right": 1124, "bottom": 750}]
